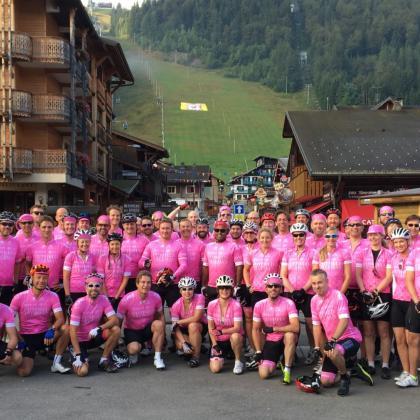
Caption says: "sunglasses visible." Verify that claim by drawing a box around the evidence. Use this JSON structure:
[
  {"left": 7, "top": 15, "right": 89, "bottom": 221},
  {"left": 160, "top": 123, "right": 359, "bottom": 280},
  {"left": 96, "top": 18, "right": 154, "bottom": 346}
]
[
  {"left": 325, "top": 234, "right": 338, "bottom": 239},
  {"left": 32, "top": 211, "right": 44, "bottom": 215},
  {"left": 348, "top": 223, "right": 362, "bottom": 227},
  {"left": 221, "top": 213, "right": 231, "bottom": 217},
  {"left": 217, "top": 286, "right": 232, "bottom": 290},
  {"left": 181, "top": 287, "right": 194, "bottom": 291},
  {"left": 380, "top": 212, "right": 393, "bottom": 217},
  {"left": 97, "top": 224, "right": 109, "bottom": 227},
  {"left": 0, "top": 222, "right": 14, "bottom": 227},
  {"left": 21, "top": 221, "right": 33, "bottom": 225},
  {"left": 292, "top": 233, "right": 305, "bottom": 238},
  {"left": 266, "top": 284, "right": 281, "bottom": 289},
  {"left": 407, "top": 223, "right": 419, "bottom": 228},
  {"left": 86, "top": 283, "right": 101, "bottom": 288},
  {"left": 142, "top": 223, "right": 153, "bottom": 227},
  {"left": 214, "top": 229, "right": 227, "bottom": 233}
]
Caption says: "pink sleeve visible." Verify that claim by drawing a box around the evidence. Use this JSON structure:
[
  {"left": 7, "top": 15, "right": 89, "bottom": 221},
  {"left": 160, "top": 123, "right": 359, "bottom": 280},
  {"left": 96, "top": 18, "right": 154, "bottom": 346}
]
[
  {"left": 252, "top": 301, "right": 262, "bottom": 322},
  {"left": 281, "top": 251, "right": 289, "bottom": 266},
  {"left": 206, "top": 301, "right": 215, "bottom": 320},
  {"left": 70, "top": 301, "right": 82, "bottom": 325},
  {"left": 123, "top": 256, "right": 131, "bottom": 277},
  {"left": 15, "top": 241, "right": 24, "bottom": 262},
  {"left": 336, "top": 292, "right": 350, "bottom": 319},
  {"left": 116, "top": 297, "right": 127, "bottom": 318},
  {"left": 312, "top": 250, "right": 320, "bottom": 265},
  {"left": 195, "top": 294, "right": 205, "bottom": 310},
  {"left": 407, "top": 251, "right": 415, "bottom": 270},
  {"left": 51, "top": 293, "right": 62, "bottom": 313},
  {"left": 343, "top": 248, "right": 352, "bottom": 263},
  {"left": 154, "top": 293, "right": 163, "bottom": 312},
  {"left": 139, "top": 243, "right": 151, "bottom": 269},
  {"left": 202, "top": 246, "right": 209, "bottom": 266},
  {"left": 233, "top": 301, "right": 242, "bottom": 322},
  {"left": 103, "top": 297, "right": 116, "bottom": 318},
  {"left": 174, "top": 244, "right": 188, "bottom": 278},
  {"left": 9, "top": 294, "right": 20, "bottom": 314},
  {"left": 26, "top": 244, "right": 33, "bottom": 262},
  {"left": 170, "top": 299, "right": 181, "bottom": 320},
  {"left": 233, "top": 245, "right": 243, "bottom": 266},
  {"left": 287, "top": 299, "right": 298, "bottom": 317},
  {"left": 244, "top": 250, "right": 252, "bottom": 266},
  {"left": 311, "top": 298, "right": 320, "bottom": 325},
  {"left": 355, "top": 249, "right": 364, "bottom": 267},
  {"left": 4, "top": 306, "right": 15, "bottom": 327},
  {"left": 63, "top": 252, "right": 74, "bottom": 271}
]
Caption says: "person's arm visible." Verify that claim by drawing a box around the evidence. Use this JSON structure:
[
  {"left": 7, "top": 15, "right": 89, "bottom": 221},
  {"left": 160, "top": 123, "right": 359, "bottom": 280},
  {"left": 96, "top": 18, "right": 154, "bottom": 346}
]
[
  {"left": 340, "top": 262, "right": 352, "bottom": 294},
  {"left": 243, "top": 264, "right": 252, "bottom": 289},
  {"left": 235, "top": 264, "right": 243, "bottom": 287},
  {"left": 280, "top": 264, "right": 293, "bottom": 292},
  {"left": 207, "top": 319, "right": 217, "bottom": 346},
  {"left": 115, "top": 275, "right": 129, "bottom": 300},
  {"left": 202, "top": 266, "right": 209, "bottom": 288},
  {"left": 405, "top": 270, "right": 419, "bottom": 303},
  {"left": 376, "top": 266, "right": 392, "bottom": 293},
  {"left": 63, "top": 269, "right": 71, "bottom": 297},
  {"left": 174, "top": 246, "right": 188, "bottom": 279},
  {"left": 100, "top": 314, "right": 119, "bottom": 330},
  {"left": 330, "top": 318, "right": 349, "bottom": 341},
  {"left": 252, "top": 320, "right": 263, "bottom": 352},
  {"left": 217, "top": 320, "right": 241, "bottom": 336},
  {"left": 177, "top": 308, "right": 205, "bottom": 326},
  {"left": 355, "top": 266, "right": 366, "bottom": 292},
  {"left": 274, "top": 316, "right": 299, "bottom": 334},
  {"left": 52, "top": 310, "right": 65, "bottom": 331},
  {"left": 167, "top": 206, "right": 181, "bottom": 220},
  {"left": 4, "top": 326, "right": 18, "bottom": 359},
  {"left": 313, "top": 324, "right": 324, "bottom": 348}
]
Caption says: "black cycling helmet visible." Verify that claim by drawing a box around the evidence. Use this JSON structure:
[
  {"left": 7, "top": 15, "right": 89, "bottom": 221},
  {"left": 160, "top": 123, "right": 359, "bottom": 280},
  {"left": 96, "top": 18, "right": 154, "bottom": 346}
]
[
  {"left": 122, "top": 213, "right": 137, "bottom": 224},
  {"left": 230, "top": 219, "right": 244, "bottom": 228},
  {"left": 0, "top": 211, "right": 16, "bottom": 222},
  {"left": 197, "top": 218, "right": 209, "bottom": 226},
  {"left": 107, "top": 233, "right": 123, "bottom": 242}
]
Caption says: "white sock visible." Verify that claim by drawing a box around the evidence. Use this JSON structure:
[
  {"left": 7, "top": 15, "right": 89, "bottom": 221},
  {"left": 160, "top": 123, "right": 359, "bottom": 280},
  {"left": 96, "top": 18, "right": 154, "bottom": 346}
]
[
  {"left": 368, "top": 361, "right": 375, "bottom": 368},
  {"left": 53, "top": 355, "right": 62, "bottom": 364},
  {"left": 155, "top": 352, "right": 162, "bottom": 360},
  {"left": 129, "top": 354, "right": 138, "bottom": 363},
  {"left": 382, "top": 362, "right": 389, "bottom": 368},
  {"left": 100, "top": 357, "right": 108, "bottom": 363},
  {"left": 284, "top": 366, "right": 291, "bottom": 373}
]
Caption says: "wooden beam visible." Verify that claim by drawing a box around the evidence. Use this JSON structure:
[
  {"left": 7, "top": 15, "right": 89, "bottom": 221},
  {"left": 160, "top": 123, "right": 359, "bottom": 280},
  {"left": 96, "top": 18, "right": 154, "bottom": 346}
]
[{"left": 360, "top": 196, "right": 420, "bottom": 205}]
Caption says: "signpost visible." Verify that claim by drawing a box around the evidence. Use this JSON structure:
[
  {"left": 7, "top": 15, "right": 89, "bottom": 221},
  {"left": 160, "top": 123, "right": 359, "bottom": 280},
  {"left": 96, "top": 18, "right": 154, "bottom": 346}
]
[{"left": 233, "top": 203, "right": 245, "bottom": 221}]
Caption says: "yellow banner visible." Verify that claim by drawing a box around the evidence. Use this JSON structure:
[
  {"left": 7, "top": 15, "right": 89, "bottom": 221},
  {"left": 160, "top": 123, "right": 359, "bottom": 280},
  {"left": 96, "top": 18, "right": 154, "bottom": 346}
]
[{"left": 180, "top": 102, "right": 208, "bottom": 111}]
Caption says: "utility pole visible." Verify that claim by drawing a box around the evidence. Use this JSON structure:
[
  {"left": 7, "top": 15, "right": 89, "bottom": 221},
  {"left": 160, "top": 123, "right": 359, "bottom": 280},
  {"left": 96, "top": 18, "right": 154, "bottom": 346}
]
[{"left": 161, "top": 95, "right": 165, "bottom": 148}]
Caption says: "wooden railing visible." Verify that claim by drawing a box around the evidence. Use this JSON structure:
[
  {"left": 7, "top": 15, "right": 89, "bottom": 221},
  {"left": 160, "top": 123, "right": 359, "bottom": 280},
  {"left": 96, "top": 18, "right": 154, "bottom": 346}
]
[
  {"left": 0, "top": 148, "right": 33, "bottom": 174},
  {"left": 97, "top": 80, "right": 105, "bottom": 101},
  {"left": 96, "top": 123, "right": 106, "bottom": 143},
  {"left": 32, "top": 37, "right": 70, "bottom": 65},
  {"left": 11, "top": 32, "right": 32, "bottom": 61},
  {"left": 32, "top": 94, "right": 71, "bottom": 121},
  {"left": 32, "top": 149, "right": 83, "bottom": 179},
  {"left": 0, "top": 90, "right": 32, "bottom": 117}
]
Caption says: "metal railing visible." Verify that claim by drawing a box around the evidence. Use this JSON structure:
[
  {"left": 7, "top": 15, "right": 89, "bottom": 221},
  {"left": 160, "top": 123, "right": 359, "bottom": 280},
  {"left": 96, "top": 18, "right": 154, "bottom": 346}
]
[
  {"left": 0, "top": 148, "right": 33, "bottom": 174},
  {"left": 32, "top": 37, "right": 70, "bottom": 65},
  {"left": 32, "top": 94, "right": 71, "bottom": 121},
  {"left": 11, "top": 31, "right": 32, "bottom": 61},
  {"left": 0, "top": 90, "right": 32, "bottom": 117},
  {"left": 32, "top": 149, "right": 83, "bottom": 179}
]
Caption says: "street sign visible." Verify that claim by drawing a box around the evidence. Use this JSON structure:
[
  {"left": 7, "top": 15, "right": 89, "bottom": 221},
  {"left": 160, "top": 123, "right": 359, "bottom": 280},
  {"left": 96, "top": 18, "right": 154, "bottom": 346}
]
[{"left": 233, "top": 204, "right": 245, "bottom": 221}]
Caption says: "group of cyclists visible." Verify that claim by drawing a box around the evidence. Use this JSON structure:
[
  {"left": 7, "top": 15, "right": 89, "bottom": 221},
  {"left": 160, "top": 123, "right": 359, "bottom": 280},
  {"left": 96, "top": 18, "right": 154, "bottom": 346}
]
[{"left": 0, "top": 201, "right": 420, "bottom": 397}]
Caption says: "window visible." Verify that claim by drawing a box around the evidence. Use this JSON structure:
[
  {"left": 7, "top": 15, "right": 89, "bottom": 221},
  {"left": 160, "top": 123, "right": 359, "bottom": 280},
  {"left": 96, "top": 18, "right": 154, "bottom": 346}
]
[
  {"left": 167, "top": 186, "right": 176, "bottom": 194},
  {"left": 187, "top": 185, "right": 195, "bottom": 194}
]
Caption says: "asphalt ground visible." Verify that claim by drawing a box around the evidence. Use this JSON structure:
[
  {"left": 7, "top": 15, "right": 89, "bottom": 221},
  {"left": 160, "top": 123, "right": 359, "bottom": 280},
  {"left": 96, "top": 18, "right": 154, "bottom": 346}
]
[{"left": 1, "top": 335, "right": 420, "bottom": 420}]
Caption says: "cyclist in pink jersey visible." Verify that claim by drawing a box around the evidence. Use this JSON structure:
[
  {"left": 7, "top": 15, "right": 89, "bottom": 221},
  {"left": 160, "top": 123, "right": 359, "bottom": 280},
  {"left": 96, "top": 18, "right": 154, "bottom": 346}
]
[
  {"left": 260, "top": 212, "right": 276, "bottom": 232},
  {"left": 29, "top": 204, "right": 45, "bottom": 234},
  {"left": 228, "top": 219, "right": 245, "bottom": 246},
  {"left": 208, "top": 275, "right": 244, "bottom": 375},
  {"left": 117, "top": 271, "right": 166, "bottom": 369},
  {"left": 152, "top": 210, "right": 165, "bottom": 231},
  {"left": 384, "top": 218, "right": 403, "bottom": 251},
  {"left": 60, "top": 215, "right": 78, "bottom": 256},
  {"left": 306, "top": 214, "right": 327, "bottom": 251},
  {"left": 97, "top": 233, "right": 131, "bottom": 310},
  {"left": 378, "top": 205, "right": 395, "bottom": 227},
  {"left": 218, "top": 205, "right": 232, "bottom": 223},
  {"left": 63, "top": 230, "right": 96, "bottom": 307},
  {"left": 404, "top": 246, "right": 420, "bottom": 386},
  {"left": 340, "top": 216, "right": 370, "bottom": 322},
  {"left": 53, "top": 207, "right": 68, "bottom": 241},
  {"left": 241, "top": 221, "right": 259, "bottom": 258},
  {"left": 90, "top": 215, "right": 111, "bottom": 258},
  {"left": 77, "top": 213, "right": 91, "bottom": 230},
  {"left": 121, "top": 213, "right": 148, "bottom": 292},
  {"left": 246, "top": 210, "right": 261, "bottom": 226},
  {"left": 195, "top": 218, "right": 213, "bottom": 244},
  {"left": 405, "top": 215, "right": 420, "bottom": 249},
  {"left": 15, "top": 214, "right": 37, "bottom": 293},
  {"left": 312, "top": 227, "right": 352, "bottom": 293},
  {"left": 202, "top": 220, "right": 243, "bottom": 302},
  {"left": 387, "top": 228, "right": 412, "bottom": 386},
  {"left": 325, "top": 208, "right": 347, "bottom": 242},
  {"left": 251, "top": 273, "right": 299, "bottom": 383},
  {"left": 139, "top": 218, "right": 187, "bottom": 307},
  {"left": 0, "top": 303, "right": 22, "bottom": 367},
  {"left": 0, "top": 211, "right": 22, "bottom": 305},
  {"left": 107, "top": 204, "right": 123, "bottom": 235},
  {"left": 272, "top": 211, "right": 294, "bottom": 254},
  {"left": 138, "top": 216, "right": 155, "bottom": 241},
  {"left": 310, "top": 269, "right": 364, "bottom": 396},
  {"left": 355, "top": 224, "right": 393, "bottom": 379},
  {"left": 25, "top": 216, "right": 67, "bottom": 292},
  {"left": 171, "top": 277, "right": 207, "bottom": 367},
  {"left": 11, "top": 264, "right": 70, "bottom": 376},
  {"left": 177, "top": 219, "right": 204, "bottom": 286},
  {"left": 70, "top": 273, "right": 120, "bottom": 375},
  {"left": 281, "top": 223, "right": 317, "bottom": 365},
  {"left": 295, "top": 208, "right": 311, "bottom": 225}
]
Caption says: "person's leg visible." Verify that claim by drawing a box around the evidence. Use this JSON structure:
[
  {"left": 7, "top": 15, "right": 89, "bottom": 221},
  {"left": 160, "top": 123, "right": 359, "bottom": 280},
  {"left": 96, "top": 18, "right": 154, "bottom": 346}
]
[
  {"left": 377, "top": 320, "right": 391, "bottom": 365},
  {"left": 16, "top": 357, "right": 34, "bottom": 377},
  {"left": 393, "top": 327, "right": 409, "bottom": 373},
  {"left": 362, "top": 320, "right": 376, "bottom": 368},
  {"left": 406, "top": 331, "right": 420, "bottom": 377},
  {"left": 243, "top": 307, "right": 254, "bottom": 350},
  {"left": 188, "top": 322, "right": 203, "bottom": 358},
  {"left": 102, "top": 326, "right": 121, "bottom": 358},
  {"left": 152, "top": 320, "right": 165, "bottom": 352},
  {"left": 284, "top": 332, "right": 297, "bottom": 368},
  {"left": 230, "top": 333, "right": 243, "bottom": 361},
  {"left": 127, "top": 342, "right": 141, "bottom": 356}
]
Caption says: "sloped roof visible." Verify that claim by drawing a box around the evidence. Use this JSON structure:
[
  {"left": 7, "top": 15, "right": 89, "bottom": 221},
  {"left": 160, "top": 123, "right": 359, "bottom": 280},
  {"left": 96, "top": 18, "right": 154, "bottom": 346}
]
[
  {"left": 283, "top": 110, "right": 420, "bottom": 176},
  {"left": 112, "top": 130, "right": 169, "bottom": 158},
  {"left": 165, "top": 165, "right": 211, "bottom": 183},
  {"left": 362, "top": 187, "right": 420, "bottom": 198}
]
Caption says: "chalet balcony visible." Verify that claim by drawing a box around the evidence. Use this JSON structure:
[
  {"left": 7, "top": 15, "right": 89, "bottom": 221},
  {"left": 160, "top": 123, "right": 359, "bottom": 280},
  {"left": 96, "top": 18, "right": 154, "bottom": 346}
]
[
  {"left": 97, "top": 81, "right": 106, "bottom": 102},
  {"left": 1, "top": 90, "right": 32, "bottom": 118},
  {"left": 32, "top": 94, "right": 71, "bottom": 122},
  {"left": 10, "top": 32, "right": 32, "bottom": 61},
  {"left": 32, "top": 37, "right": 70, "bottom": 67},
  {"left": 0, "top": 148, "right": 33, "bottom": 174},
  {"left": 32, "top": 149, "right": 82, "bottom": 179}
]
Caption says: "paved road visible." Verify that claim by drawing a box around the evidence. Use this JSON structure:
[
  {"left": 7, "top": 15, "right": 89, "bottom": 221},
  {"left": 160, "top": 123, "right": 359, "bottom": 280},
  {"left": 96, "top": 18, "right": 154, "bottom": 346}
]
[{"left": 1, "top": 344, "right": 420, "bottom": 420}]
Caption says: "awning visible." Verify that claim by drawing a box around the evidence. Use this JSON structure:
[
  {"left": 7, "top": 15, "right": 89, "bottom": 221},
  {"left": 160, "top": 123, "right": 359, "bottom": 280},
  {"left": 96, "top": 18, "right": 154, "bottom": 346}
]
[
  {"left": 111, "top": 180, "right": 139, "bottom": 196},
  {"left": 305, "top": 200, "right": 332, "bottom": 213},
  {"left": 340, "top": 199, "right": 375, "bottom": 225},
  {"left": 295, "top": 195, "right": 322, "bottom": 204}
]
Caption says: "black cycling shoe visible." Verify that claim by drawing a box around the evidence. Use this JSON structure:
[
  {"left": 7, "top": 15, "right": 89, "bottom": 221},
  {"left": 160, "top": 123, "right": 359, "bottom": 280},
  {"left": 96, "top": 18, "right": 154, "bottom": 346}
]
[
  {"left": 353, "top": 362, "right": 374, "bottom": 386},
  {"left": 381, "top": 366, "right": 391, "bottom": 380},
  {"left": 366, "top": 365, "right": 376, "bottom": 375},
  {"left": 337, "top": 374, "right": 351, "bottom": 396},
  {"left": 188, "top": 358, "right": 200, "bottom": 368},
  {"left": 98, "top": 359, "right": 118, "bottom": 373}
]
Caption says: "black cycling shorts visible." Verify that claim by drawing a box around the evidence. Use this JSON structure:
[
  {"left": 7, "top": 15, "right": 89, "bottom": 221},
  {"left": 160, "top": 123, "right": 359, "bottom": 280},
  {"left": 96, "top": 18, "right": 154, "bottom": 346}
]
[
  {"left": 406, "top": 302, "right": 420, "bottom": 334},
  {"left": 205, "top": 286, "right": 219, "bottom": 303},
  {"left": 251, "top": 291, "right": 267, "bottom": 308},
  {"left": 322, "top": 338, "right": 360, "bottom": 374},
  {"left": 360, "top": 292, "right": 391, "bottom": 322},
  {"left": 124, "top": 325, "right": 153, "bottom": 345},
  {"left": 284, "top": 292, "right": 313, "bottom": 318},
  {"left": 345, "top": 289, "right": 362, "bottom": 320},
  {"left": 210, "top": 340, "right": 234, "bottom": 359},
  {"left": 77, "top": 335, "right": 106, "bottom": 362},
  {"left": 236, "top": 284, "right": 252, "bottom": 307},
  {"left": 262, "top": 340, "right": 284, "bottom": 364},
  {"left": 152, "top": 283, "right": 179, "bottom": 308},
  {"left": 125, "top": 277, "right": 137, "bottom": 294},
  {"left": 0, "top": 286, "right": 14, "bottom": 306},
  {"left": 21, "top": 332, "right": 47, "bottom": 359},
  {"left": 391, "top": 299, "right": 410, "bottom": 328}
]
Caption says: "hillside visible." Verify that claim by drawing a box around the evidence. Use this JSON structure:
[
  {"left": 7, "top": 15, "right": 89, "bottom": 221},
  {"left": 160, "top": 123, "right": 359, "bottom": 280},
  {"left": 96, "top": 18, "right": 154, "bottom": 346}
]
[{"left": 113, "top": 44, "right": 309, "bottom": 179}]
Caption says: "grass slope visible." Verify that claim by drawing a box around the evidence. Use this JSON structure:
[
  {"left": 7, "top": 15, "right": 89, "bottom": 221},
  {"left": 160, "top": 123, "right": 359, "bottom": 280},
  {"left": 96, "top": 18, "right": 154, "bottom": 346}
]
[{"left": 114, "top": 44, "right": 309, "bottom": 180}]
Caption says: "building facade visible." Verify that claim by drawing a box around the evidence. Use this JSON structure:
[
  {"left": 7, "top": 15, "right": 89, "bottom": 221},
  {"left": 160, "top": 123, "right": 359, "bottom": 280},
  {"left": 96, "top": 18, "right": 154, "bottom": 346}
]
[{"left": 0, "top": 0, "right": 133, "bottom": 213}]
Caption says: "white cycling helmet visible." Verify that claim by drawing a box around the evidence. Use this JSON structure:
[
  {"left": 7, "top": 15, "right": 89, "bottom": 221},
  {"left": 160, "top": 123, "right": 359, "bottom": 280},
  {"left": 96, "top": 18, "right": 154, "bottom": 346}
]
[
  {"left": 178, "top": 277, "right": 197, "bottom": 289},
  {"left": 367, "top": 295, "right": 390, "bottom": 319},
  {"left": 243, "top": 221, "right": 258, "bottom": 233},
  {"left": 74, "top": 229, "right": 92, "bottom": 240},
  {"left": 295, "top": 209, "right": 310, "bottom": 218},
  {"left": 290, "top": 223, "right": 308, "bottom": 234},
  {"left": 390, "top": 228, "right": 410, "bottom": 241},
  {"left": 264, "top": 273, "right": 283, "bottom": 285},
  {"left": 216, "top": 275, "right": 234, "bottom": 288}
]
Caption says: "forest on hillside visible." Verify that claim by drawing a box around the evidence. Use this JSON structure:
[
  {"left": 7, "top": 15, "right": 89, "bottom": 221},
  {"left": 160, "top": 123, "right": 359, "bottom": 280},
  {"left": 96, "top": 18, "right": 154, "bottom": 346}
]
[{"left": 110, "top": 0, "right": 420, "bottom": 108}]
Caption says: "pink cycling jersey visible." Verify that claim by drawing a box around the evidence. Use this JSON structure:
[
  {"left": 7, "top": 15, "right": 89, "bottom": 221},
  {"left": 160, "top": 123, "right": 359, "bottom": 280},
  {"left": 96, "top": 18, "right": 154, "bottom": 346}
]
[
  {"left": 121, "top": 234, "right": 148, "bottom": 278},
  {"left": 311, "top": 288, "right": 362, "bottom": 342},
  {"left": 391, "top": 252, "right": 411, "bottom": 302},
  {"left": 312, "top": 247, "right": 351, "bottom": 291},
  {"left": 253, "top": 296, "right": 298, "bottom": 341},
  {"left": 109, "top": 227, "right": 123, "bottom": 235},
  {"left": 26, "top": 239, "right": 66, "bottom": 288},
  {"left": 355, "top": 247, "right": 392, "bottom": 292},
  {"left": 306, "top": 235, "right": 326, "bottom": 251},
  {"left": 406, "top": 248, "right": 420, "bottom": 298},
  {"left": 97, "top": 254, "right": 131, "bottom": 297},
  {"left": 227, "top": 236, "right": 246, "bottom": 246},
  {"left": 170, "top": 294, "right": 207, "bottom": 324},
  {"left": 139, "top": 239, "right": 187, "bottom": 284},
  {"left": 0, "top": 303, "right": 15, "bottom": 330},
  {"left": 202, "top": 241, "right": 243, "bottom": 287},
  {"left": 0, "top": 236, "right": 22, "bottom": 286},
  {"left": 70, "top": 294, "right": 115, "bottom": 342},
  {"left": 15, "top": 232, "right": 37, "bottom": 280},
  {"left": 60, "top": 237, "right": 77, "bottom": 256},
  {"left": 90, "top": 234, "right": 109, "bottom": 259},
  {"left": 207, "top": 297, "right": 243, "bottom": 341},
  {"left": 177, "top": 237, "right": 205, "bottom": 281},
  {"left": 16, "top": 228, "right": 40, "bottom": 241},
  {"left": 152, "top": 231, "right": 179, "bottom": 241},
  {"left": 117, "top": 291, "right": 162, "bottom": 330},
  {"left": 272, "top": 233, "right": 294, "bottom": 254},
  {"left": 340, "top": 239, "right": 370, "bottom": 288},
  {"left": 195, "top": 233, "right": 214, "bottom": 245},
  {"left": 281, "top": 246, "right": 316, "bottom": 293},
  {"left": 53, "top": 226, "right": 65, "bottom": 241},
  {"left": 63, "top": 251, "right": 97, "bottom": 293},
  {"left": 10, "top": 289, "right": 62, "bottom": 334},
  {"left": 244, "top": 247, "right": 283, "bottom": 292}
]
